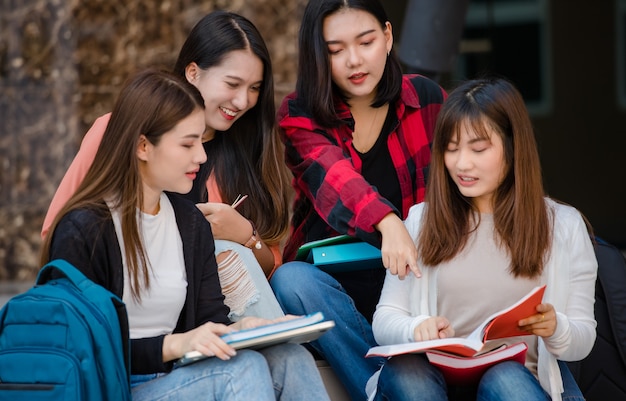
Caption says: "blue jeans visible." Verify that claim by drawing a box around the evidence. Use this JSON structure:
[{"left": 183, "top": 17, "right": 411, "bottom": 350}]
[
  {"left": 270, "top": 261, "right": 385, "bottom": 400},
  {"left": 213, "top": 240, "right": 285, "bottom": 321},
  {"left": 372, "top": 354, "right": 584, "bottom": 401},
  {"left": 131, "top": 343, "right": 330, "bottom": 401}
]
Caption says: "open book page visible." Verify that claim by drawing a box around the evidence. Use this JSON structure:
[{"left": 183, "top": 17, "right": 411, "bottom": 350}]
[
  {"left": 366, "top": 336, "right": 484, "bottom": 358},
  {"left": 366, "top": 285, "right": 546, "bottom": 358}
]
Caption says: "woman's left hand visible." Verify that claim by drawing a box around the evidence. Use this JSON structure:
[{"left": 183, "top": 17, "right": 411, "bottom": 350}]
[
  {"left": 196, "top": 202, "right": 251, "bottom": 244},
  {"left": 518, "top": 303, "right": 557, "bottom": 338}
]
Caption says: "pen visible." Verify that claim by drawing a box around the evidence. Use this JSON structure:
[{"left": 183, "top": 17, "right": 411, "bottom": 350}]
[{"left": 231, "top": 194, "right": 248, "bottom": 209}]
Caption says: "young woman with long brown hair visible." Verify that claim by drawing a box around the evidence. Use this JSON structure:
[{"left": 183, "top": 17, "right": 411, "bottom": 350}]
[
  {"left": 41, "top": 68, "right": 329, "bottom": 401},
  {"left": 41, "top": 11, "right": 291, "bottom": 321},
  {"left": 370, "top": 77, "right": 596, "bottom": 401}
]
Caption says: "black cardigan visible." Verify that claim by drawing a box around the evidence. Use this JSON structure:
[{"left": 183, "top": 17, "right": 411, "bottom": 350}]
[{"left": 49, "top": 192, "right": 230, "bottom": 374}]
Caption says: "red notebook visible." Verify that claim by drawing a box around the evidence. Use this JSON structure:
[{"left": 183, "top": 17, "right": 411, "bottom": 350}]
[
  {"left": 426, "top": 342, "right": 528, "bottom": 385},
  {"left": 366, "top": 285, "right": 546, "bottom": 358}
]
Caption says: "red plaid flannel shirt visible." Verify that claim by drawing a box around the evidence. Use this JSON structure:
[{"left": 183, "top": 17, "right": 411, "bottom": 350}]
[{"left": 279, "top": 75, "right": 447, "bottom": 262}]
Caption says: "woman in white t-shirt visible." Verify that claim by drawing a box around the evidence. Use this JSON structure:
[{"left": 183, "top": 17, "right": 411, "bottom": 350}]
[
  {"left": 368, "top": 77, "right": 596, "bottom": 401},
  {"left": 41, "top": 69, "right": 330, "bottom": 401}
]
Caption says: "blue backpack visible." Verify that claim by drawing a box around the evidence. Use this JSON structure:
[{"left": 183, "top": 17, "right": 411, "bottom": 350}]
[{"left": 0, "top": 259, "right": 131, "bottom": 400}]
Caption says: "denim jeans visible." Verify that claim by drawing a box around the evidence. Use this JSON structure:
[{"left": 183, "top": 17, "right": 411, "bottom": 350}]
[
  {"left": 213, "top": 240, "right": 284, "bottom": 321},
  {"left": 372, "top": 354, "right": 584, "bottom": 401},
  {"left": 270, "top": 261, "right": 385, "bottom": 400},
  {"left": 130, "top": 343, "right": 330, "bottom": 401}
]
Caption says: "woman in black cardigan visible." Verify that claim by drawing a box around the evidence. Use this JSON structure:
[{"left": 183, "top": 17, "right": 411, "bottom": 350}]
[{"left": 41, "top": 69, "right": 329, "bottom": 401}]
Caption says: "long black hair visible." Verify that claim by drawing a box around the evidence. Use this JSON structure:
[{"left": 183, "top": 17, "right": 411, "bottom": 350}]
[
  {"left": 297, "top": 0, "right": 403, "bottom": 127},
  {"left": 173, "top": 11, "right": 291, "bottom": 243}
]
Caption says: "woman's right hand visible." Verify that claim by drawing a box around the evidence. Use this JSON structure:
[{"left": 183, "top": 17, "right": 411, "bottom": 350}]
[
  {"left": 376, "top": 213, "right": 421, "bottom": 279},
  {"left": 195, "top": 202, "right": 251, "bottom": 244},
  {"left": 164, "top": 322, "right": 237, "bottom": 362},
  {"left": 413, "top": 317, "right": 455, "bottom": 341}
]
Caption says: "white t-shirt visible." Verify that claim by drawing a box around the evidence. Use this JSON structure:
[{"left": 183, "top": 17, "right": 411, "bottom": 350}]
[{"left": 110, "top": 193, "right": 187, "bottom": 339}]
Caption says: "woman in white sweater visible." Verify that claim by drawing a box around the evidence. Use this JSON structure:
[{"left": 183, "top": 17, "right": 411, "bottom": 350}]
[{"left": 368, "top": 77, "right": 597, "bottom": 401}]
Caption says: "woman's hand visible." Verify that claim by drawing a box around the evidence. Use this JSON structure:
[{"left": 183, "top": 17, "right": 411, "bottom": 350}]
[
  {"left": 375, "top": 213, "right": 421, "bottom": 279},
  {"left": 196, "top": 202, "right": 276, "bottom": 274},
  {"left": 518, "top": 303, "right": 557, "bottom": 338},
  {"left": 163, "top": 315, "right": 300, "bottom": 363},
  {"left": 196, "top": 202, "right": 252, "bottom": 244},
  {"left": 414, "top": 317, "right": 455, "bottom": 341},
  {"left": 163, "top": 322, "right": 236, "bottom": 362}
]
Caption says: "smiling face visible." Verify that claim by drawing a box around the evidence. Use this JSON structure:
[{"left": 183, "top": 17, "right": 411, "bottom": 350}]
[
  {"left": 187, "top": 49, "right": 263, "bottom": 139},
  {"left": 323, "top": 8, "right": 392, "bottom": 103},
  {"left": 444, "top": 119, "right": 507, "bottom": 213},
  {"left": 137, "top": 108, "right": 207, "bottom": 207}
]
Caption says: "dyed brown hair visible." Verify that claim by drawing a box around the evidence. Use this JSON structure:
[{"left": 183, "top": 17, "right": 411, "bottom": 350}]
[
  {"left": 418, "top": 77, "right": 550, "bottom": 278},
  {"left": 41, "top": 68, "right": 205, "bottom": 299}
]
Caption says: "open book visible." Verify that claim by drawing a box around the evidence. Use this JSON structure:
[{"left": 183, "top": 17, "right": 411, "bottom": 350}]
[
  {"left": 295, "top": 235, "right": 383, "bottom": 272},
  {"left": 175, "top": 312, "right": 335, "bottom": 367},
  {"left": 366, "top": 285, "right": 546, "bottom": 358}
]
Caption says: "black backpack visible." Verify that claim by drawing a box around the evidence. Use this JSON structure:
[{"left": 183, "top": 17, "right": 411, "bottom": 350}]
[{"left": 568, "top": 238, "right": 626, "bottom": 400}]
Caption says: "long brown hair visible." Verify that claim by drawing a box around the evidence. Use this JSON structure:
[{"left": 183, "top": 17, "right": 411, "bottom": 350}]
[
  {"left": 41, "top": 69, "right": 205, "bottom": 299},
  {"left": 419, "top": 77, "right": 550, "bottom": 278}
]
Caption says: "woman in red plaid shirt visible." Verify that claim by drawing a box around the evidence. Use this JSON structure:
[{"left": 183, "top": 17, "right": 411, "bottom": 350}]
[{"left": 270, "top": 0, "right": 447, "bottom": 399}]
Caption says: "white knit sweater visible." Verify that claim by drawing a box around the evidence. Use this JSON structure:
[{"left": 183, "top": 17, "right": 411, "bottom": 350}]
[{"left": 368, "top": 198, "right": 597, "bottom": 401}]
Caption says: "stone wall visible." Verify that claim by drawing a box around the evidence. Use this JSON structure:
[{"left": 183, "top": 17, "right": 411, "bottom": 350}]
[{"left": 0, "top": 0, "right": 305, "bottom": 281}]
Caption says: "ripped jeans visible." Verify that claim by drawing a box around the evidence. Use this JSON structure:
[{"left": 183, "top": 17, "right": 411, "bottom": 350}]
[{"left": 214, "top": 240, "right": 284, "bottom": 321}]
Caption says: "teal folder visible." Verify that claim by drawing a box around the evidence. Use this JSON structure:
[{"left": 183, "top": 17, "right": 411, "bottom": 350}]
[{"left": 297, "top": 237, "right": 383, "bottom": 273}]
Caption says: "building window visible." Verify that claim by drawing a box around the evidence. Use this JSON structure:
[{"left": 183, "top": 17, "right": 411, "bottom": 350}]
[{"left": 454, "top": 0, "right": 552, "bottom": 115}]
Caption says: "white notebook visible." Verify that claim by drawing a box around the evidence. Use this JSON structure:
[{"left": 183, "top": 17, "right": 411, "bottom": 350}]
[{"left": 175, "top": 312, "right": 335, "bottom": 367}]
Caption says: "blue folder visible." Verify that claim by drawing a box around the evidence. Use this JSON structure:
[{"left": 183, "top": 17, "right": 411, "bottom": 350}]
[{"left": 302, "top": 240, "right": 383, "bottom": 273}]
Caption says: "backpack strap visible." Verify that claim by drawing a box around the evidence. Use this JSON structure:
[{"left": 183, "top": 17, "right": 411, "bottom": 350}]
[
  {"left": 36, "top": 259, "right": 91, "bottom": 289},
  {"left": 36, "top": 258, "right": 131, "bottom": 396}
]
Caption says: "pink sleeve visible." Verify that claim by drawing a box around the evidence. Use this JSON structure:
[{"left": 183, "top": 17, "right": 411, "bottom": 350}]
[
  {"left": 268, "top": 245, "right": 283, "bottom": 279},
  {"left": 41, "top": 113, "right": 111, "bottom": 238},
  {"left": 206, "top": 174, "right": 222, "bottom": 203}
]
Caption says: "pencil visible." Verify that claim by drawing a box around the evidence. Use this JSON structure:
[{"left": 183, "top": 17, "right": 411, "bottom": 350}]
[{"left": 231, "top": 194, "right": 248, "bottom": 209}]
